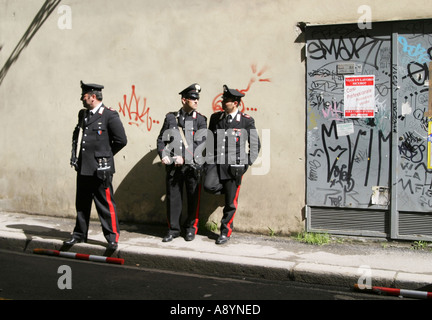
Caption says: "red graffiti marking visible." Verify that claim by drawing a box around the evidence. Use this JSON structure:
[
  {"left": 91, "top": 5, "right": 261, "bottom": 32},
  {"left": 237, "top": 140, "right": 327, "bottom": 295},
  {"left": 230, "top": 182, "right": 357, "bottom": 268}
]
[
  {"left": 118, "top": 85, "right": 159, "bottom": 131},
  {"left": 212, "top": 64, "right": 271, "bottom": 113}
]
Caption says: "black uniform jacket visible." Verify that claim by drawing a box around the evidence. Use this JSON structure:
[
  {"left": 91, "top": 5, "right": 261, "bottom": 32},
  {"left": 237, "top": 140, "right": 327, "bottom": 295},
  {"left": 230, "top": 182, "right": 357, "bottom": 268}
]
[
  {"left": 208, "top": 111, "right": 261, "bottom": 180},
  {"left": 72, "top": 105, "right": 127, "bottom": 177},
  {"left": 156, "top": 109, "right": 207, "bottom": 165}
]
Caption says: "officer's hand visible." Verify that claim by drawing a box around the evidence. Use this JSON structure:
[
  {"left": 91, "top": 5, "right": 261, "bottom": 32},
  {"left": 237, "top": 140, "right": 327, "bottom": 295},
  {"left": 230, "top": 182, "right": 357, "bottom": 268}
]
[
  {"left": 70, "top": 157, "right": 78, "bottom": 170},
  {"left": 173, "top": 156, "right": 184, "bottom": 167},
  {"left": 161, "top": 156, "right": 172, "bottom": 165}
]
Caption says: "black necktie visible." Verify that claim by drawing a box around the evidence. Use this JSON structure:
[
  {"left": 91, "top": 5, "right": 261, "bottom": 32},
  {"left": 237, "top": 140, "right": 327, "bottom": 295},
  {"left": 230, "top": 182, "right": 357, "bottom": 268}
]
[
  {"left": 86, "top": 110, "right": 92, "bottom": 123},
  {"left": 226, "top": 114, "right": 232, "bottom": 124},
  {"left": 178, "top": 115, "right": 185, "bottom": 128}
]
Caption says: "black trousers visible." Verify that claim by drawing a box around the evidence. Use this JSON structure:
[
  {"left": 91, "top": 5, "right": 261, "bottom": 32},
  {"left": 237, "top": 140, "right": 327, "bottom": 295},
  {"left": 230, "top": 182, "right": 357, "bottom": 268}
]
[
  {"left": 165, "top": 166, "right": 201, "bottom": 236},
  {"left": 73, "top": 174, "right": 120, "bottom": 243},
  {"left": 203, "top": 164, "right": 242, "bottom": 237}
]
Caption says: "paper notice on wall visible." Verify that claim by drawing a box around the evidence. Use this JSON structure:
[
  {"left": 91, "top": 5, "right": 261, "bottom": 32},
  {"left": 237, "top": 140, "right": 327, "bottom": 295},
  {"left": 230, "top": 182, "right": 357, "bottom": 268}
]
[
  {"left": 344, "top": 75, "right": 375, "bottom": 118},
  {"left": 336, "top": 122, "right": 354, "bottom": 137},
  {"left": 371, "top": 186, "right": 389, "bottom": 206}
]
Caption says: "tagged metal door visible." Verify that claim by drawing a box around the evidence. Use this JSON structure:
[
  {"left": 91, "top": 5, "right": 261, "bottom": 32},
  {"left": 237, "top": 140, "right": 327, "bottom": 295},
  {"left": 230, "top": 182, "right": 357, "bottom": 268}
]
[
  {"left": 305, "top": 19, "right": 432, "bottom": 240},
  {"left": 393, "top": 20, "right": 432, "bottom": 240}
]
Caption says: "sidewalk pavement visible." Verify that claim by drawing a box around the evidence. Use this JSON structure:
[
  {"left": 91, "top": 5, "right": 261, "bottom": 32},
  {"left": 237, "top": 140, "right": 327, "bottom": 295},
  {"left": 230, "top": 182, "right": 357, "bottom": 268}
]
[{"left": 1, "top": 211, "right": 431, "bottom": 294}]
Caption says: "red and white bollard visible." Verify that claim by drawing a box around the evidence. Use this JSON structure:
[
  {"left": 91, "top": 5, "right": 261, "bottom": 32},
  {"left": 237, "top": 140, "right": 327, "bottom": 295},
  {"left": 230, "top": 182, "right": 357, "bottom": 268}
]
[
  {"left": 354, "top": 284, "right": 432, "bottom": 299},
  {"left": 33, "top": 248, "right": 124, "bottom": 265}
]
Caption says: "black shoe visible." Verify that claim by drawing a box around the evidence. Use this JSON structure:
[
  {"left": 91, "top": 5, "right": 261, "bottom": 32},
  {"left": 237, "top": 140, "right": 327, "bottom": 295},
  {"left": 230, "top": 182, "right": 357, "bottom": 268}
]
[
  {"left": 162, "top": 233, "right": 179, "bottom": 242},
  {"left": 63, "top": 237, "right": 85, "bottom": 246},
  {"left": 216, "top": 235, "right": 229, "bottom": 245},
  {"left": 185, "top": 232, "right": 195, "bottom": 241},
  {"left": 107, "top": 242, "right": 118, "bottom": 250}
]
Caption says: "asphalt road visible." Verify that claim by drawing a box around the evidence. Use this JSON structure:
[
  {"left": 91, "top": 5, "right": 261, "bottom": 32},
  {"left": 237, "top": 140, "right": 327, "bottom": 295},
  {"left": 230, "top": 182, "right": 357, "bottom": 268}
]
[{"left": 0, "top": 249, "right": 401, "bottom": 304}]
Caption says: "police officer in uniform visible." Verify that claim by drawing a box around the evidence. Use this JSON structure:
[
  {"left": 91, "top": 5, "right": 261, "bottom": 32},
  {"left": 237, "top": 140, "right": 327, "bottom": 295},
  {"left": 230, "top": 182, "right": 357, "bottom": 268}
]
[
  {"left": 204, "top": 85, "right": 260, "bottom": 244},
  {"left": 156, "top": 83, "right": 207, "bottom": 242},
  {"left": 66, "top": 81, "right": 127, "bottom": 250}
]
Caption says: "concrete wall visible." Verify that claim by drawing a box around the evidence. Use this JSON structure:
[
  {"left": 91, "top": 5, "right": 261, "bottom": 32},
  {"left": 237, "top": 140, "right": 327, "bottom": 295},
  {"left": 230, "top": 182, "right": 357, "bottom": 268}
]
[{"left": 1, "top": 0, "right": 432, "bottom": 236}]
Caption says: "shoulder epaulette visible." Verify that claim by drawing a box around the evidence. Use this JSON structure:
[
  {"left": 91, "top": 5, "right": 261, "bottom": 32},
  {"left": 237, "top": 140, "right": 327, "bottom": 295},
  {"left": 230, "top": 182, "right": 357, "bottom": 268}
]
[
  {"left": 100, "top": 106, "right": 117, "bottom": 115},
  {"left": 196, "top": 111, "right": 207, "bottom": 120},
  {"left": 166, "top": 111, "right": 177, "bottom": 117}
]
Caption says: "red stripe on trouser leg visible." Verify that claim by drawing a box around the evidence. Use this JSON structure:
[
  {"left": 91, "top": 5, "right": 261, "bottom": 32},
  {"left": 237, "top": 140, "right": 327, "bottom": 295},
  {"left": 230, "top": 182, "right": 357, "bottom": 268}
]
[
  {"left": 192, "top": 184, "right": 202, "bottom": 234},
  {"left": 226, "top": 184, "right": 241, "bottom": 237},
  {"left": 105, "top": 188, "right": 119, "bottom": 242}
]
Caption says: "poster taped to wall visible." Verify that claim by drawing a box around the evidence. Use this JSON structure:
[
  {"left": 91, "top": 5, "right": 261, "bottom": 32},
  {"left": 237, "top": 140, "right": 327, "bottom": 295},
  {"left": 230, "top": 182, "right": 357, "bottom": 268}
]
[{"left": 344, "top": 75, "right": 375, "bottom": 118}]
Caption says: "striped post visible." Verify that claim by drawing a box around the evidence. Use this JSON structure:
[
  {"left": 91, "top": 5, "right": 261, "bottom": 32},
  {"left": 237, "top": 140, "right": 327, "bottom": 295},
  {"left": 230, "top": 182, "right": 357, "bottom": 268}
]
[
  {"left": 33, "top": 248, "right": 124, "bottom": 265},
  {"left": 354, "top": 284, "right": 432, "bottom": 299}
]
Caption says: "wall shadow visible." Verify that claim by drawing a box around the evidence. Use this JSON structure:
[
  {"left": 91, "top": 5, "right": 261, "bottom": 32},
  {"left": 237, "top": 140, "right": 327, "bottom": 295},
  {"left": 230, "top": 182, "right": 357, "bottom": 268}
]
[
  {"left": 0, "top": 0, "right": 61, "bottom": 85},
  {"left": 6, "top": 224, "right": 107, "bottom": 247},
  {"left": 7, "top": 223, "right": 119, "bottom": 256},
  {"left": 7, "top": 224, "right": 72, "bottom": 241},
  {"left": 115, "top": 149, "right": 224, "bottom": 239}
]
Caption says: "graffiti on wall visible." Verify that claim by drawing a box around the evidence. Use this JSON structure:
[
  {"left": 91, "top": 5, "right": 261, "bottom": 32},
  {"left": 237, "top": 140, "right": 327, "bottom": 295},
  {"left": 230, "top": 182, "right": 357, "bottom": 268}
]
[
  {"left": 119, "top": 64, "right": 271, "bottom": 130},
  {"left": 395, "top": 28, "right": 432, "bottom": 210},
  {"left": 118, "top": 85, "right": 160, "bottom": 131},
  {"left": 212, "top": 64, "right": 271, "bottom": 113},
  {"left": 306, "top": 21, "right": 432, "bottom": 211},
  {"left": 306, "top": 26, "right": 393, "bottom": 208}
]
